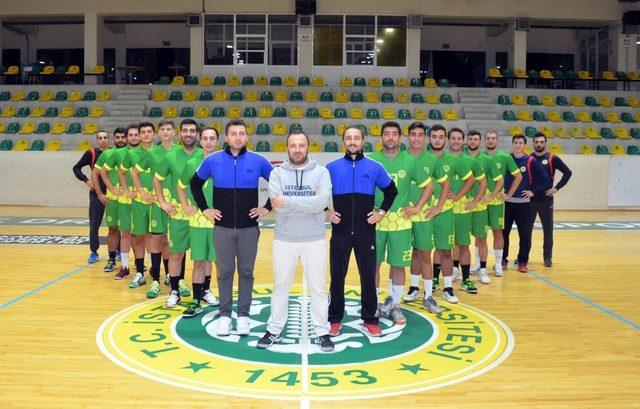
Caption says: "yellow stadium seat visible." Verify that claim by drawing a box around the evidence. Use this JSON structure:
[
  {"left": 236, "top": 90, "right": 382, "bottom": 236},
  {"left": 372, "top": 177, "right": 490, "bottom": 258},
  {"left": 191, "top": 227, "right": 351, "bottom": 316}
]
[
  {"left": 320, "top": 108, "right": 333, "bottom": 119},
  {"left": 580, "top": 144, "right": 594, "bottom": 154},
  {"left": 152, "top": 91, "right": 167, "bottom": 101},
  {"left": 284, "top": 76, "right": 296, "bottom": 86},
  {"left": 258, "top": 107, "right": 273, "bottom": 118},
  {"left": 171, "top": 76, "right": 185, "bottom": 86},
  {"left": 335, "top": 91, "right": 349, "bottom": 103},
  {"left": 606, "top": 112, "right": 622, "bottom": 123},
  {"left": 488, "top": 68, "right": 502, "bottom": 78},
  {"left": 585, "top": 127, "right": 599, "bottom": 139},
  {"left": 199, "top": 76, "right": 212, "bottom": 86},
  {"left": 29, "top": 107, "right": 45, "bottom": 118},
  {"left": 396, "top": 77, "right": 409, "bottom": 87},
  {"left": 540, "top": 126, "right": 554, "bottom": 138},
  {"left": 349, "top": 108, "right": 364, "bottom": 119},
  {"left": 0, "top": 123, "right": 5, "bottom": 133},
  {"left": 51, "top": 122, "right": 66, "bottom": 134},
  {"left": 312, "top": 76, "right": 325, "bottom": 86},
  {"left": 274, "top": 141, "right": 287, "bottom": 152},
  {"left": 309, "top": 141, "right": 322, "bottom": 152},
  {"left": 256, "top": 76, "right": 268, "bottom": 86},
  {"left": 402, "top": 125, "right": 409, "bottom": 136},
  {"left": 512, "top": 95, "right": 526, "bottom": 105},
  {"left": 601, "top": 71, "right": 615, "bottom": 80},
  {"left": 0, "top": 107, "right": 16, "bottom": 118},
  {"left": 65, "top": 65, "right": 80, "bottom": 75},
  {"left": 628, "top": 97, "right": 639, "bottom": 107},
  {"left": 541, "top": 95, "right": 555, "bottom": 106},
  {"left": 599, "top": 97, "right": 613, "bottom": 107},
  {"left": 375, "top": 142, "right": 383, "bottom": 152},
  {"left": 246, "top": 140, "right": 254, "bottom": 150},
  {"left": 517, "top": 111, "right": 532, "bottom": 121},
  {"left": 628, "top": 72, "right": 639, "bottom": 81},
  {"left": 82, "top": 122, "right": 98, "bottom": 134},
  {"left": 60, "top": 107, "right": 74, "bottom": 118},
  {"left": 41, "top": 66, "right": 55, "bottom": 75},
  {"left": 290, "top": 107, "right": 303, "bottom": 118},
  {"left": 91, "top": 65, "right": 105, "bottom": 74},
  {"left": 88, "top": 107, "right": 104, "bottom": 118},
  {"left": 365, "top": 92, "right": 379, "bottom": 103},
  {"left": 509, "top": 126, "right": 523, "bottom": 136},
  {"left": 209, "top": 122, "right": 222, "bottom": 133},
  {"left": 414, "top": 109, "right": 427, "bottom": 120},
  {"left": 550, "top": 144, "right": 563, "bottom": 154},
  {"left": 540, "top": 70, "right": 553, "bottom": 79},
  {"left": 555, "top": 127, "right": 569, "bottom": 138},
  {"left": 524, "top": 145, "right": 532, "bottom": 154},
  {"left": 305, "top": 91, "right": 319, "bottom": 102},
  {"left": 426, "top": 94, "right": 439, "bottom": 104},
  {"left": 444, "top": 109, "right": 458, "bottom": 121},
  {"left": 19, "top": 122, "right": 36, "bottom": 134},
  {"left": 396, "top": 93, "right": 409, "bottom": 103},
  {"left": 76, "top": 139, "right": 92, "bottom": 151},
  {"left": 39, "top": 91, "right": 53, "bottom": 101},
  {"left": 615, "top": 127, "right": 630, "bottom": 139},
  {"left": 45, "top": 139, "right": 61, "bottom": 151},
  {"left": 368, "top": 77, "right": 381, "bottom": 87},
  {"left": 228, "top": 106, "right": 241, "bottom": 118},
  {"left": 195, "top": 107, "right": 210, "bottom": 118},
  {"left": 578, "top": 70, "right": 593, "bottom": 80},
  {"left": 184, "top": 91, "right": 197, "bottom": 101},
  {"left": 370, "top": 124, "right": 382, "bottom": 136},
  {"left": 340, "top": 77, "right": 353, "bottom": 87},
  {"left": 246, "top": 124, "right": 254, "bottom": 136},
  {"left": 382, "top": 108, "right": 396, "bottom": 119},
  {"left": 612, "top": 144, "right": 625, "bottom": 155},
  {"left": 245, "top": 91, "right": 258, "bottom": 102},
  {"left": 4, "top": 66, "right": 19, "bottom": 75},
  {"left": 274, "top": 91, "right": 288, "bottom": 102},
  {"left": 228, "top": 76, "right": 241, "bottom": 86},
  {"left": 10, "top": 91, "right": 25, "bottom": 102},
  {"left": 636, "top": 113, "right": 640, "bottom": 122},
  {"left": 164, "top": 107, "right": 178, "bottom": 118},
  {"left": 14, "top": 139, "right": 29, "bottom": 151},
  {"left": 69, "top": 91, "right": 82, "bottom": 102},
  {"left": 423, "top": 78, "right": 436, "bottom": 88},
  {"left": 515, "top": 69, "right": 528, "bottom": 78},
  {"left": 570, "top": 96, "right": 585, "bottom": 107},
  {"left": 337, "top": 124, "right": 349, "bottom": 136},
  {"left": 577, "top": 111, "right": 592, "bottom": 122},
  {"left": 273, "top": 123, "right": 287, "bottom": 135},
  {"left": 214, "top": 91, "right": 228, "bottom": 101},
  {"left": 97, "top": 91, "right": 110, "bottom": 101},
  {"left": 548, "top": 111, "right": 562, "bottom": 122},
  {"left": 570, "top": 127, "right": 584, "bottom": 139}
]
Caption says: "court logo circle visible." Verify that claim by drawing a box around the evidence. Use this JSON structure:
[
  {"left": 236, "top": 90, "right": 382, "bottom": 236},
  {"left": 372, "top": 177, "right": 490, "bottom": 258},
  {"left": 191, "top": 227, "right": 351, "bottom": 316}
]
[{"left": 97, "top": 285, "right": 514, "bottom": 400}]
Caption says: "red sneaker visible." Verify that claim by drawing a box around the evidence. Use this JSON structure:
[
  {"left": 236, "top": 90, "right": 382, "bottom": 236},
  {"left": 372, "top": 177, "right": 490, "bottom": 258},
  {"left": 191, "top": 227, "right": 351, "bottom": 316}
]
[
  {"left": 114, "top": 266, "right": 130, "bottom": 280},
  {"left": 329, "top": 322, "right": 342, "bottom": 337},
  {"left": 363, "top": 323, "right": 382, "bottom": 337},
  {"left": 501, "top": 259, "right": 508, "bottom": 269},
  {"left": 517, "top": 262, "right": 528, "bottom": 273}
]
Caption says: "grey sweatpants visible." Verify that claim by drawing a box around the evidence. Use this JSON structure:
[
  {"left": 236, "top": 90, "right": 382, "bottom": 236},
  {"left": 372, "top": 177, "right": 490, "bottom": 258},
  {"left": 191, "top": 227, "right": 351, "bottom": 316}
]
[{"left": 214, "top": 226, "right": 260, "bottom": 317}]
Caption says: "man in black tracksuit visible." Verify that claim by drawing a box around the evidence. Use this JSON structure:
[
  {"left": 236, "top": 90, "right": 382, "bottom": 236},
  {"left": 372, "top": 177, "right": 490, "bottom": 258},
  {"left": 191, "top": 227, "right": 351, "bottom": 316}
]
[
  {"left": 326, "top": 126, "right": 398, "bottom": 337},
  {"left": 531, "top": 132, "right": 572, "bottom": 267}
]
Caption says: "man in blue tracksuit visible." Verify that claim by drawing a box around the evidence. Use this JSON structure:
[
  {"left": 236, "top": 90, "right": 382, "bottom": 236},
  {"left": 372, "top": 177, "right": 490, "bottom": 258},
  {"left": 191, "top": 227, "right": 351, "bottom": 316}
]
[
  {"left": 326, "top": 126, "right": 398, "bottom": 337},
  {"left": 191, "top": 119, "right": 273, "bottom": 337},
  {"left": 503, "top": 134, "right": 550, "bottom": 273}
]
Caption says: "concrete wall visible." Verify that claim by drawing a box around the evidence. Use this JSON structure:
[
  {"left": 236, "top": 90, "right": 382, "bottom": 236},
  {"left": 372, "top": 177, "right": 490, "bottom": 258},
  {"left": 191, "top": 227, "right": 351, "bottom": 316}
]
[{"left": 0, "top": 151, "right": 635, "bottom": 210}]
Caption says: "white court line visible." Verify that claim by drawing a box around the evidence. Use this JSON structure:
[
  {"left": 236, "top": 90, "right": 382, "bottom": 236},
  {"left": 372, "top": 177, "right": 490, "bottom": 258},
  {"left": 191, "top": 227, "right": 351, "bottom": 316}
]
[{"left": 300, "top": 274, "right": 310, "bottom": 409}]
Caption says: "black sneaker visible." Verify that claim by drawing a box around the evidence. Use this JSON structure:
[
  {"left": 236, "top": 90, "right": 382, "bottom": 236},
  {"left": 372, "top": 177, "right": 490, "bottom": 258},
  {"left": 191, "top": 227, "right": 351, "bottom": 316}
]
[
  {"left": 544, "top": 258, "right": 553, "bottom": 267},
  {"left": 318, "top": 335, "right": 335, "bottom": 352},
  {"left": 256, "top": 331, "right": 282, "bottom": 349},
  {"left": 103, "top": 260, "right": 116, "bottom": 272}
]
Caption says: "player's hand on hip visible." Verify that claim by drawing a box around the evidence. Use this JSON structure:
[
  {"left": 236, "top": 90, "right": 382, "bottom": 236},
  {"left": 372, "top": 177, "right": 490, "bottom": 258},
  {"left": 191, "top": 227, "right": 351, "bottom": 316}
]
[
  {"left": 521, "top": 190, "right": 534, "bottom": 198},
  {"left": 545, "top": 187, "right": 558, "bottom": 196},
  {"left": 249, "top": 207, "right": 269, "bottom": 220},
  {"left": 160, "top": 202, "right": 176, "bottom": 216},
  {"left": 326, "top": 210, "right": 341, "bottom": 224},
  {"left": 204, "top": 208, "right": 222, "bottom": 221},
  {"left": 424, "top": 207, "right": 439, "bottom": 220},
  {"left": 367, "top": 210, "right": 383, "bottom": 224},
  {"left": 184, "top": 205, "right": 198, "bottom": 216},
  {"left": 403, "top": 206, "right": 418, "bottom": 219},
  {"left": 97, "top": 193, "right": 110, "bottom": 206},
  {"left": 84, "top": 180, "right": 94, "bottom": 191}
]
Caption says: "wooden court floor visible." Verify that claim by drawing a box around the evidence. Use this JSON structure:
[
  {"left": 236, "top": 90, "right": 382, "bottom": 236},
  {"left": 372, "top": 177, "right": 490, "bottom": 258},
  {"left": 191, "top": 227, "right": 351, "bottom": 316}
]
[{"left": 0, "top": 206, "right": 638, "bottom": 408}]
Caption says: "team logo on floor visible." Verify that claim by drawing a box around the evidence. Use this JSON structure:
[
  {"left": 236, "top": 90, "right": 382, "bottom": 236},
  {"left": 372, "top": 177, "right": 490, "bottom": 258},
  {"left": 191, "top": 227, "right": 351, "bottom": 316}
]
[{"left": 97, "top": 285, "right": 513, "bottom": 400}]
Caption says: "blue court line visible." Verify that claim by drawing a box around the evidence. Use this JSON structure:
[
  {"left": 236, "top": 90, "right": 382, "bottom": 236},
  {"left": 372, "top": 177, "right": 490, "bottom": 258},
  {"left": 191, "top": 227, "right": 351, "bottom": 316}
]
[
  {"left": 0, "top": 257, "right": 103, "bottom": 311},
  {"left": 528, "top": 270, "right": 640, "bottom": 331}
]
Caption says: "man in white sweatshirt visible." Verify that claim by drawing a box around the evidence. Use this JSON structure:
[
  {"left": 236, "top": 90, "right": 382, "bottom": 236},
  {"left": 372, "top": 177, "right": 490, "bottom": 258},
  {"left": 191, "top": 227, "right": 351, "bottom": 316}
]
[{"left": 256, "top": 132, "right": 334, "bottom": 353}]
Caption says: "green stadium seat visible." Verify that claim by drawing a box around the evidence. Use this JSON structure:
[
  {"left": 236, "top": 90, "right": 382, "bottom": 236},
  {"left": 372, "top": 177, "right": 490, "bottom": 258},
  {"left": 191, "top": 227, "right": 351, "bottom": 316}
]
[
  {"left": 44, "top": 107, "right": 58, "bottom": 117},
  {"left": 29, "top": 139, "right": 44, "bottom": 151},
  {"left": 399, "top": 143, "right": 407, "bottom": 151},
  {"left": 298, "top": 76, "right": 310, "bottom": 86},
  {"left": 214, "top": 76, "right": 226, "bottom": 85},
  {"left": 16, "top": 107, "right": 30, "bottom": 117},
  {"left": 556, "top": 96, "right": 569, "bottom": 106},
  {"left": 75, "top": 107, "right": 89, "bottom": 117},
  {"left": 366, "top": 109, "right": 380, "bottom": 119},
  {"left": 398, "top": 109, "right": 412, "bottom": 120},
  {"left": 437, "top": 79, "right": 450, "bottom": 87},
  {"left": 600, "top": 127, "right": 615, "bottom": 139},
  {"left": 615, "top": 71, "right": 628, "bottom": 81},
  {"left": 35, "top": 123, "right": 50, "bottom": 134},
  {"left": 243, "top": 107, "right": 257, "bottom": 118},
  {"left": 148, "top": 107, "right": 162, "bottom": 117},
  {"left": 230, "top": 91, "right": 243, "bottom": 101},
  {"left": 527, "top": 95, "right": 540, "bottom": 105},
  {"left": 410, "top": 78, "right": 422, "bottom": 87},
  {"left": 6, "top": 123, "right": 20, "bottom": 133},
  {"left": 26, "top": 91, "right": 39, "bottom": 101},
  {"left": 0, "top": 91, "right": 10, "bottom": 101},
  {"left": 381, "top": 92, "right": 394, "bottom": 103},
  {"left": 382, "top": 77, "right": 395, "bottom": 87},
  {"left": 270, "top": 76, "right": 282, "bottom": 86},
  {"left": 585, "top": 96, "right": 598, "bottom": 106},
  {"left": 68, "top": 122, "right": 81, "bottom": 134},
  {"left": 596, "top": 145, "right": 610, "bottom": 155},
  {"left": 527, "top": 70, "right": 540, "bottom": 78},
  {"left": 525, "top": 126, "right": 537, "bottom": 138},
  {"left": 363, "top": 141, "right": 373, "bottom": 152},
  {"left": 242, "top": 76, "right": 255, "bottom": 85},
  {"left": 289, "top": 91, "right": 302, "bottom": 101},
  {"left": 185, "top": 75, "right": 198, "bottom": 85},
  {"left": 273, "top": 107, "right": 287, "bottom": 117},
  {"left": 615, "top": 97, "right": 628, "bottom": 107},
  {"left": 211, "top": 107, "right": 225, "bottom": 117},
  {"left": 440, "top": 94, "right": 453, "bottom": 104},
  {"left": 630, "top": 128, "right": 640, "bottom": 139},
  {"left": 83, "top": 91, "right": 96, "bottom": 101},
  {"left": 324, "top": 142, "right": 339, "bottom": 152},
  {"left": 199, "top": 91, "right": 213, "bottom": 101},
  {"left": 169, "top": 91, "right": 182, "bottom": 101},
  {"left": 497, "top": 95, "right": 511, "bottom": 105},
  {"left": 627, "top": 145, "right": 640, "bottom": 155},
  {"left": 353, "top": 77, "right": 366, "bottom": 87},
  {"left": 533, "top": 111, "right": 547, "bottom": 121},
  {"left": 256, "top": 141, "right": 270, "bottom": 152},
  {"left": 260, "top": 91, "right": 273, "bottom": 101},
  {"left": 306, "top": 107, "right": 319, "bottom": 118},
  {"left": 320, "top": 92, "right": 333, "bottom": 102},
  {"left": 322, "top": 124, "right": 335, "bottom": 136},
  {"left": 0, "top": 139, "right": 12, "bottom": 150},
  {"left": 552, "top": 70, "right": 565, "bottom": 79},
  {"left": 565, "top": 71, "right": 578, "bottom": 80},
  {"left": 180, "top": 107, "right": 194, "bottom": 117},
  {"left": 411, "top": 93, "right": 424, "bottom": 104},
  {"left": 334, "top": 108, "right": 348, "bottom": 118},
  {"left": 289, "top": 123, "right": 303, "bottom": 133},
  {"left": 350, "top": 92, "right": 364, "bottom": 103},
  {"left": 157, "top": 76, "right": 171, "bottom": 85},
  {"left": 501, "top": 69, "right": 515, "bottom": 77},
  {"left": 562, "top": 111, "right": 577, "bottom": 122},
  {"left": 429, "top": 109, "right": 443, "bottom": 120},
  {"left": 621, "top": 113, "right": 636, "bottom": 123},
  {"left": 591, "top": 112, "right": 605, "bottom": 123},
  {"left": 503, "top": 110, "right": 516, "bottom": 121},
  {"left": 355, "top": 124, "right": 367, "bottom": 136},
  {"left": 256, "top": 123, "right": 270, "bottom": 135}
]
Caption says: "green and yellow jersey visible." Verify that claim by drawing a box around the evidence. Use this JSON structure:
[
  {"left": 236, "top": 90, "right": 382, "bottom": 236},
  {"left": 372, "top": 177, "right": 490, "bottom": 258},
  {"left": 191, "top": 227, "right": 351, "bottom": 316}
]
[
  {"left": 487, "top": 150, "right": 520, "bottom": 205},
  {"left": 434, "top": 151, "right": 471, "bottom": 212},
  {"left": 472, "top": 152, "right": 503, "bottom": 211},
  {"left": 408, "top": 150, "right": 447, "bottom": 222},
  {"left": 450, "top": 153, "right": 485, "bottom": 214},
  {"left": 103, "top": 146, "right": 132, "bottom": 204},
  {"left": 154, "top": 147, "right": 202, "bottom": 220},
  {"left": 121, "top": 146, "right": 154, "bottom": 204},
  {"left": 178, "top": 154, "right": 214, "bottom": 228},
  {"left": 94, "top": 147, "right": 122, "bottom": 201}
]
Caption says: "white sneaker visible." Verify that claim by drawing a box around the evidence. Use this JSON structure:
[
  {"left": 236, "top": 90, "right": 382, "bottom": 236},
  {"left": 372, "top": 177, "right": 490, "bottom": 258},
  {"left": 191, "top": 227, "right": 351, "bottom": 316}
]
[
  {"left": 452, "top": 267, "right": 462, "bottom": 282},
  {"left": 402, "top": 288, "right": 420, "bottom": 302},
  {"left": 236, "top": 316, "right": 250, "bottom": 336},
  {"left": 442, "top": 289, "right": 459, "bottom": 304},
  {"left": 202, "top": 289, "right": 220, "bottom": 306},
  {"left": 165, "top": 290, "right": 180, "bottom": 308},
  {"left": 470, "top": 264, "right": 480, "bottom": 275},
  {"left": 494, "top": 265, "right": 504, "bottom": 277},
  {"left": 215, "top": 316, "right": 232, "bottom": 336},
  {"left": 479, "top": 268, "right": 491, "bottom": 284}
]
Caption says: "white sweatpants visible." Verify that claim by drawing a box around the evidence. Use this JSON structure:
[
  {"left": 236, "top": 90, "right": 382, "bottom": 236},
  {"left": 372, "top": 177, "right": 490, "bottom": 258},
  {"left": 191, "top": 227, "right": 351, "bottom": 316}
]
[{"left": 267, "top": 238, "right": 330, "bottom": 338}]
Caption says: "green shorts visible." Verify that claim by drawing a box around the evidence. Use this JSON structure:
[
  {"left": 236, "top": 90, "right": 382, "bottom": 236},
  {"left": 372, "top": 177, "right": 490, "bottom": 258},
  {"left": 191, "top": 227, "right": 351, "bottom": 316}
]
[
  {"left": 376, "top": 229, "right": 413, "bottom": 267},
  {"left": 412, "top": 220, "right": 434, "bottom": 251},
  {"left": 433, "top": 209, "right": 454, "bottom": 250},
  {"left": 131, "top": 201, "right": 151, "bottom": 236},
  {"left": 454, "top": 212, "right": 472, "bottom": 246},
  {"left": 471, "top": 209, "right": 489, "bottom": 239},
  {"left": 488, "top": 203, "right": 505, "bottom": 230},
  {"left": 150, "top": 204, "right": 169, "bottom": 234},
  {"left": 118, "top": 203, "right": 132, "bottom": 232},
  {"left": 168, "top": 218, "right": 190, "bottom": 253},
  {"left": 189, "top": 227, "right": 216, "bottom": 261},
  {"left": 105, "top": 201, "right": 119, "bottom": 228}
]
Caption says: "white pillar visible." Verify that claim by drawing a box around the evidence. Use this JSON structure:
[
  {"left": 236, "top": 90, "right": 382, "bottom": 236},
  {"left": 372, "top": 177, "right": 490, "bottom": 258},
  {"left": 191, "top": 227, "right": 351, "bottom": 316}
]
[
  {"left": 610, "top": 24, "right": 638, "bottom": 73},
  {"left": 406, "top": 26, "right": 421, "bottom": 78},
  {"left": 0, "top": 18, "right": 3, "bottom": 67},
  {"left": 84, "top": 12, "right": 102, "bottom": 84},
  {"left": 509, "top": 22, "right": 527, "bottom": 86},
  {"left": 190, "top": 22, "right": 205, "bottom": 77},
  {"left": 298, "top": 26, "right": 313, "bottom": 78}
]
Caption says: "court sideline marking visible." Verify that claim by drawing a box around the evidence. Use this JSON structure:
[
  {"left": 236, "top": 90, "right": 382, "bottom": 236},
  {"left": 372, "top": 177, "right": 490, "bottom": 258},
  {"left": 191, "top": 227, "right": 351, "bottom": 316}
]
[
  {"left": 528, "top": 270, "right": 640, "bottom": 331},
  {"left": 300, "top": 274, "right": 310, "bottom": 409},
  {"left": 0, "top": 257, "right": 104, "bottom": 311}
]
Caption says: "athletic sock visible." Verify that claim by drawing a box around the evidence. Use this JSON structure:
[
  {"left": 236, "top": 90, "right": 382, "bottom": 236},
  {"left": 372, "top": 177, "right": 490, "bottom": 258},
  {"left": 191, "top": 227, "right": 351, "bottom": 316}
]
[
  {"left": 163, "top": 259, "right": 169, "bottom": 276},
  {"left": 170, "top": 276, "right": 180, "bottom": 292},
  {"left": 204, "top": 275, "right": 211, "bottom": 290},
  {"left": 443, "top": 275, "right": 453, "bottom": 288},
  {"left": 462, "top": 265, "right": 470, "bottom": 281},
  {"left": 134, "top": 258, "right": 144, "bottom": 275},
  {"left": 472, "top": 247, "right": 480, "bottom": 268},
  {"left": 480, "top": 261, "right": 487, "bottom": 269},
  {"left": 150, "top": 252, "right": 162, "bottom": 281},
  {"left": 423, "top": 279, "right": 433, "bottom": 299},
  {"left": 390, "top": 284, "right": 404, "bottom": 305},
  {"left": 180, "top": 256, "right": 186, "bottom": 280},
  {"left": 453, "top": 260, "right": 460, "bottom": 269},
  {"left": 410, "top": 274, "right": 420, "bottom": 288},
  {"left": 121, "top": 252, "right": 130, "bottom": 268},
  {"left": 433, "top": 263, "right": 441, "bottom": 280},
  {"left": 108, "top": 251, "right": 116, "bottom": 262},
  {"left": 192, "top": 283, "right": 204, "bottom": 302},
  {"left": 494, "top": 249, "right": 504, "bottom": 270}
]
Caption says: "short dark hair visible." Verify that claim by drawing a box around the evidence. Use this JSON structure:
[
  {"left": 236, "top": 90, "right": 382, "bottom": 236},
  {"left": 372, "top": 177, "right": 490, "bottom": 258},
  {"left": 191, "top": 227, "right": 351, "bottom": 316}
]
[
  {"left": 381, "top": 121, "right": 401, "bottom": 135},
  {"left": 447, "top": 127, "right": 465, "bottom": 139},
  {"left": 125, "top": 123, "right": 139, "bottom": 136},
  {"left": 113, "top": 127, "right": 126, "bottom": 136},
  {"left": 484, "top": 130, "right": 498, "bottom": 138},
  {"left": 429, "top": 124, "right": 447, "bottom": 136},
  {"left": 158, "top": 120, "right": 175, "bottom": 129},
  {"left": 96, "top": 129, "right": 108, "bottom": 138},
  {"left": 342, "top": 125, "right": 364, "bottom": 138},
  {"left": 286, "top": 131, "right": 309, "bottom": 144},
  {"left": 512, "top": 134, "right": 527, "bottom": 144},
  {"left": 225, "top": 119, "right": 247, "bottom": 135},
  {"left": 408, "top": 122, "right": 428, "bottom": 134},
  {"left": 200, "top": 127, "right": 219, "bottom": 137},
  {"left": 533, "top": 132, "right": 547, "bottom": 141},
  {"left": 138, "top": 121, "right": 155, "bottom": 132},
  {"left": 467, "top": 130, "right": 481, "bottom": 139},
  {"left": 180, "top": 118, "right": 197, "bottom": 130}
]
